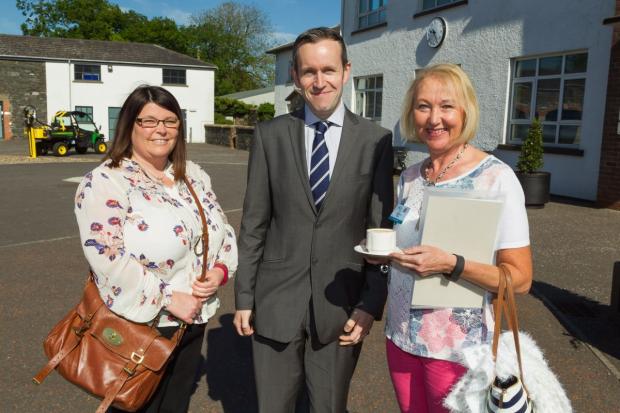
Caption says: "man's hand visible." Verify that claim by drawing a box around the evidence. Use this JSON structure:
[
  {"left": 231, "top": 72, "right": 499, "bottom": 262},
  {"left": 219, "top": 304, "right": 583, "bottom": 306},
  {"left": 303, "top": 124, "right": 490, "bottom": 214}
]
[
  {"left": 233, "top": 310, "right": 255, "bottom": 337},
  {"left": 339, "top": 309, "right": 374, "bottom": 346}
]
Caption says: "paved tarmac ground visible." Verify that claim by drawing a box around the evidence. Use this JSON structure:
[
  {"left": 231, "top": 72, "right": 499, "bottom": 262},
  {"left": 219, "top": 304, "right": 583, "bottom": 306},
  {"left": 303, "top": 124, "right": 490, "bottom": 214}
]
[{"left": 1, "top": 140, "right": 619, "bottom": 412}]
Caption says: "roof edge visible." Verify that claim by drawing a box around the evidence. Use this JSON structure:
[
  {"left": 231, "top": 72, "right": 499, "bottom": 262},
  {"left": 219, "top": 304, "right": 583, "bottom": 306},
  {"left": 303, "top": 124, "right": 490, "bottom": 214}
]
[{"left": 0, "top": 54, "right": 216, "bottom": 69}]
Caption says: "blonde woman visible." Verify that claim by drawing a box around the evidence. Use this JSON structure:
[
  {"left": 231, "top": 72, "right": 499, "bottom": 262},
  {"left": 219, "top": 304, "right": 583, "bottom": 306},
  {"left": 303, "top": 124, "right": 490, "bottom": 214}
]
[{"left": 384, "top": 64, "right": 532, "bottom": 413}]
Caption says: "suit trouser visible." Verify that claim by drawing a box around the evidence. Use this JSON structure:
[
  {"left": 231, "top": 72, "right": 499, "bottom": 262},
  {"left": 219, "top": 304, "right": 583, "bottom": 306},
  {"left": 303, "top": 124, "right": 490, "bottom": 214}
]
[{"left": 252, "top": 302, "right": 363, "bottom": 413}]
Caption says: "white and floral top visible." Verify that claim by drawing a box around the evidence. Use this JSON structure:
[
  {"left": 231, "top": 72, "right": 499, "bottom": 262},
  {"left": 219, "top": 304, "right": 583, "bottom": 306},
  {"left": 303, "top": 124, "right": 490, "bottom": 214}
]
[
  {"left": 75, "top": 159, "right": 238, "bottom": 327},
  {"left": 385, "top": 155, "right": 529, "bottom": 362}
]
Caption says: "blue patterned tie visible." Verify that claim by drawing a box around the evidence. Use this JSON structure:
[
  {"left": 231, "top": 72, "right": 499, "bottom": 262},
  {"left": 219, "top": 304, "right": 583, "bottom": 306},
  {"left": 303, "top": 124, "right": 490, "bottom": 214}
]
[{"left": 309, "top": 121, "right": 330, "bottom": 209}]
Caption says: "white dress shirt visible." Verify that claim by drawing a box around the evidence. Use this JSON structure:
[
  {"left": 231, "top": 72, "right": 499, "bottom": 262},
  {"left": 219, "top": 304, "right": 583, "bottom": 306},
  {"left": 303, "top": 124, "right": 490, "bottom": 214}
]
[{"left": 304, "top": 102, "right": 345, "bottom": 177}]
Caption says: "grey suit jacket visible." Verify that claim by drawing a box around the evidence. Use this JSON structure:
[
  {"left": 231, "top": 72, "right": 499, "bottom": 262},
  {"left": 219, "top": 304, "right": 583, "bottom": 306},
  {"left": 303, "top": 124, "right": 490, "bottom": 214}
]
[{"left": 235, "top": 107, "right": 394, "bottom": 344}]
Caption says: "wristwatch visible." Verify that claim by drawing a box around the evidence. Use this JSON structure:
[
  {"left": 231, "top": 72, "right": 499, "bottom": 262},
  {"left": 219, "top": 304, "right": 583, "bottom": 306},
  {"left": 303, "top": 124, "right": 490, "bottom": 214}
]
[{"left": 379, "top": 264, "right": 391, "bottom": 274}]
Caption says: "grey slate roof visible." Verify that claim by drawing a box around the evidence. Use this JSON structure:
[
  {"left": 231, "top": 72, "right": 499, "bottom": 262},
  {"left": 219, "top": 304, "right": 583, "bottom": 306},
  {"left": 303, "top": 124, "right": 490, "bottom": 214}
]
[
  {"left": 0, "top": 34, "right": 215, "bottom": 69},
  {"left": 220, "top": 86, "right": 274, "bottom": 99}
]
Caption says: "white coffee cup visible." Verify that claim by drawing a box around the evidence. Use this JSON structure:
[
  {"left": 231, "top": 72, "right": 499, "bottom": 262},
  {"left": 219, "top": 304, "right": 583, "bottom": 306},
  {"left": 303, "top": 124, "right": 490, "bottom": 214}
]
[{"left": 366, "top": 228, "right": 396, "bottom": 254}]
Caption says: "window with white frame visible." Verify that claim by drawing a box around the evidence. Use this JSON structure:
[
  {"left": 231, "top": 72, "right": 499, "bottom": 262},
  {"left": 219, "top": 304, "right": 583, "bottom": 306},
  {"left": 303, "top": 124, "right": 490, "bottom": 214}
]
[
  {"left": 508, "top": 52, "right": 587, "bottom": 146},
  {"left": 355, "top": 75, "right": 383, "bottom": 121},
  {"left": 421, "top": 0, "right": 460, "bottom": 11},
  {"left": 74, "top": 64, "right": 101, "bottom": 81},
  {"left": 358, "top": 0, "right": 387, "bottom": 29}
]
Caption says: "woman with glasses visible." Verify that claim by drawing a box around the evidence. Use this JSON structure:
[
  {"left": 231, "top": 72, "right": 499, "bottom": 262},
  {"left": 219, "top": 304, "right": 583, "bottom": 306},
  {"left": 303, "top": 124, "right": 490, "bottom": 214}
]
[{"left": 74, "top": 85, "right": 238, "bottom": 412}]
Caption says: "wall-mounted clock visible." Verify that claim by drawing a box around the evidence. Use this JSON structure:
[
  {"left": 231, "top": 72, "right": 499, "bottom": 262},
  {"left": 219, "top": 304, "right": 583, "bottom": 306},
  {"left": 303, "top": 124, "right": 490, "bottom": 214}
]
[{"left": 426, "top": 17, "right": 447, "bottom": 48}]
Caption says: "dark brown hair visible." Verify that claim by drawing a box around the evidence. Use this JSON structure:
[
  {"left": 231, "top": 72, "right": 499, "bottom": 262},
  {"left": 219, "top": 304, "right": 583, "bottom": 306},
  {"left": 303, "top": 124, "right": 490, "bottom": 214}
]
[
  {"left": 292, "top": 27, "right": 348, "bottom": 72},
  {"left": 104, "top": 85, "right": 186, "bottom": 180}
]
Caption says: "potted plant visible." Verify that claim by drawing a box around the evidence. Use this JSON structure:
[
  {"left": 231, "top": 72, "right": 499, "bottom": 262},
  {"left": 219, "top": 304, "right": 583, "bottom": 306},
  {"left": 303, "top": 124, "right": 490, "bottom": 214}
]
[{"left": 515, "top": 117, "right": 551, "bottom": 208}]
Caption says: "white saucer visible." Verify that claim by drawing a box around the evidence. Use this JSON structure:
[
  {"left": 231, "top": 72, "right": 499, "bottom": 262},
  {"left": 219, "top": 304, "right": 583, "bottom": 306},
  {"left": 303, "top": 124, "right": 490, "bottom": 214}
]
[{"left": 354, "top": 244, "right": 401, "bottom": 257}]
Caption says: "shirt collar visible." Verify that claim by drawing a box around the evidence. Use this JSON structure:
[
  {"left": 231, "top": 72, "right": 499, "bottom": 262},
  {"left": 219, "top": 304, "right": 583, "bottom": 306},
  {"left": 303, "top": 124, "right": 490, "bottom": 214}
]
[{"left": 304, "top": 101, "right": 345, "bottom": 128}]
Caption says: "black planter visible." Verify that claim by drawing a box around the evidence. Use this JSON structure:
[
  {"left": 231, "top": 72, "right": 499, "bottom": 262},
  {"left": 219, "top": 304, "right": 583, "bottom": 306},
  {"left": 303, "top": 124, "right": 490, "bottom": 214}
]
[{"left": 516, "top": 171, "right": 551, "bottom": 208}]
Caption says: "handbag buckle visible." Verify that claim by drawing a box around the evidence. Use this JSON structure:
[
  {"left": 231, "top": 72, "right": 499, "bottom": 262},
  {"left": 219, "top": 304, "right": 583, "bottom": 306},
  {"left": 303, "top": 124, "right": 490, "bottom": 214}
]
[
  {"left": 130, "top": 351, "right": 145, "bottom": 364},
  {"left": 123, "top": 350, "right": 145, "bottom": 376},
  {"left": 72, "top": 320, "right": 91, "bottom": 337}
]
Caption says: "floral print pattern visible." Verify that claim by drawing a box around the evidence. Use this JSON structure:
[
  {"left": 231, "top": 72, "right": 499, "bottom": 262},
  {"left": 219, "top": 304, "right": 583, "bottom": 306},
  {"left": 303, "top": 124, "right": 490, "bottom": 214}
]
[
  {"left": 385, "top": 155, "right": 530, "bottom": 362},
  {"left": 75, "top": 159, "right": 238, "bottom": 327}
]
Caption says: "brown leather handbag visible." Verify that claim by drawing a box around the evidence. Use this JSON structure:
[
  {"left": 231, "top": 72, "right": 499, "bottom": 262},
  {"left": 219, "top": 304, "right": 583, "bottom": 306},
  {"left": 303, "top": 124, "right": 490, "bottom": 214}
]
[{"left": 33, "top": 176, "right": 210, "bottom": 413}]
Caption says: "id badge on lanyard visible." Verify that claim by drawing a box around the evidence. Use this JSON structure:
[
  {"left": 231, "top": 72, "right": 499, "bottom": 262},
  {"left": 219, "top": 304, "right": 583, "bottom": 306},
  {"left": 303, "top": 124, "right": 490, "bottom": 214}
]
[{"left": 388, "top": 199, "right": 410, "bottom": 225}]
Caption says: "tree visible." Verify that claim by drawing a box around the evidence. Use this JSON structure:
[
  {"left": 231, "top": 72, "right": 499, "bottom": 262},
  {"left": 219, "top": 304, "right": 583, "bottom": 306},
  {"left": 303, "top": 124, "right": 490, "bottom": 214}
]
[
  {"left": 257, "top": 103, "right": 275, "bottom": 121},
  {"left": 16, "top": 0, "right": 190, "bottom": 54},
  {"left": 186, "top": 2, "right": 275, "bottom": 95},
  {"left": 516, "top": 117, "right": 544, "bottom": 173}
]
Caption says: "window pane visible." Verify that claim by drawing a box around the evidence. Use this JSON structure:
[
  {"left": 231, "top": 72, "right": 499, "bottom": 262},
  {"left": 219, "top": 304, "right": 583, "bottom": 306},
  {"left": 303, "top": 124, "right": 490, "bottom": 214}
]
[
  {"left": 510, "top": 124, "right": 530, "bottom": 141},
  {"left": 365, "top": 91, "right": 375, "bottom": 118},
  {"left": 515, "top": 59, "right": 536, "bottom": 78},
  {"left": 512, "top": 82, "right": 532, "bottom": 120},
  {"left": 367, "top": 77, "right": 375, "bottom": 89},
  {"left": 558, "top": 125, "right": 581, "bottom": 144},
  {"left": 359, "top": 0, "right": 368, "bottom": 13},
  {"left": 562, "top": 79, "right": 585, "bottom": 120},
  {"left": 565, "top": 53, "right": 587, "bottom": 74},
  {"left": 376, "top": 91, "right": 383, "bottom": 118},
  {"left": 423, "top": 0, "right": 436, "bottom": 10},
  {"left": 379, "top": 9, "right": 386, "bottom": 23},
  {"left": 356, "top": 92, "right": 364, "bottom": 116},
  {"left": 542, "top": 124, "right": 556, "bottom": 143},
  {"left": 438, "top": 0, "right": 453, "bottom": 5},
  {"left": 536, "top": 78, "right": 560, "bottom": 121},
  {"left": 368, "top": 11, "right": 378, "bottom": 26},
  {"left": 376, "top": 76, "right": 383, "bottom": 88},
  {"left": 108, "top": 107, "right": 121, "bottom": 140},
  {"left": 359, "top": 16, "right": 367, "bottom": 28},
  {"left": 369, "top": 0, "right": 377, "bottom": 11},
  {"left": 539, "top": 56, "right": 562, "bottom": 76},
  {"left": 357, "top": 78, "right": 366, "bottom": 89}
]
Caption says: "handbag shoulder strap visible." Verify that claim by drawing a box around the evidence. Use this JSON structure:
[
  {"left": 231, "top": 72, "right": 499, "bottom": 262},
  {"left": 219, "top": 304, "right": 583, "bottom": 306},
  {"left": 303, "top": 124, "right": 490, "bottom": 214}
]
[
  {"left": 493, "top": 264, "right": 527, "bottom": 385},
  {"left": 182, "top": 176, "right": 209, "bottom": 282}
]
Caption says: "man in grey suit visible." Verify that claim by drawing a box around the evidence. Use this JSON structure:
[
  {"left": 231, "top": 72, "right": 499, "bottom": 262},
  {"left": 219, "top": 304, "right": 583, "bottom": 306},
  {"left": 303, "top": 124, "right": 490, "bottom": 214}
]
[{"left": 233, "top": 27, "right": 393, "bottom": 413}]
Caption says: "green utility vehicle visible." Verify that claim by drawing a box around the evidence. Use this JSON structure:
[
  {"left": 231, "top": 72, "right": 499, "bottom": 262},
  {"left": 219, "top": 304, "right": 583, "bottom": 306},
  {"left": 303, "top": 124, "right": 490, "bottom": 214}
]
[{"left": 25, "top": 107, "right": 108, "bottom": 156}]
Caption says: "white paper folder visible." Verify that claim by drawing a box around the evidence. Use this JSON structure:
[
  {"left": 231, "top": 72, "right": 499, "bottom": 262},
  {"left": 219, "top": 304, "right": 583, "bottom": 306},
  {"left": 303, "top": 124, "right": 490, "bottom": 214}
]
[{"left": 410, "top": 189, "right": 505, "bottom": 309}]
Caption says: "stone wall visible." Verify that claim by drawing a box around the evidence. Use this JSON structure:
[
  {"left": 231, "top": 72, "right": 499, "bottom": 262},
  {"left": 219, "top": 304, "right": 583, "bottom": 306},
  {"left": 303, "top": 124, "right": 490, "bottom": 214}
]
[
  {"left": 597, "top": 3, "right": 620, "bottom": 210},
  {"left": 204, "top": 124, "right": 254, "bottom": 151},
  {"left": 0, "top": 60, "right": 47, "bottom": 140}
]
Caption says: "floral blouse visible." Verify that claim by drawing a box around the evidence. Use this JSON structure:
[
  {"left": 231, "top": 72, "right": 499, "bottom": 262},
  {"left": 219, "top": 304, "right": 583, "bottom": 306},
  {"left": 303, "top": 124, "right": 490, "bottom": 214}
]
[
  {"left": 75, "top": 159, "right": 238, "bottom": 327},
  {"left": 385, "top": 155, "right": 529, "bottom": 362}
]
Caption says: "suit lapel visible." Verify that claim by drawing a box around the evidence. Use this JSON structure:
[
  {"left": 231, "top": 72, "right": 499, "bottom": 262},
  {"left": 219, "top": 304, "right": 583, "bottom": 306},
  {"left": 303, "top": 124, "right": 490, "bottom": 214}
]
[{"left": 288, "top": 110, "right": 318, "bottom": 214}]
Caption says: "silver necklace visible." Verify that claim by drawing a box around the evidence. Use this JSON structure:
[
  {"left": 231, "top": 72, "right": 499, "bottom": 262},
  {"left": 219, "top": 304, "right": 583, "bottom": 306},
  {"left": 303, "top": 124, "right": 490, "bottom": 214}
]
[{"left": 423, "top": 144, "right": 468, "bottom": 186}]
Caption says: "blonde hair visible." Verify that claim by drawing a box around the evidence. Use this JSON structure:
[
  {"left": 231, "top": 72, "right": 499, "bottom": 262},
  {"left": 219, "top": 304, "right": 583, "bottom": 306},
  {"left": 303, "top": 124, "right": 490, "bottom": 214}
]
[{"left": 400, "top": 64, "right": 479, "bottom": 144}]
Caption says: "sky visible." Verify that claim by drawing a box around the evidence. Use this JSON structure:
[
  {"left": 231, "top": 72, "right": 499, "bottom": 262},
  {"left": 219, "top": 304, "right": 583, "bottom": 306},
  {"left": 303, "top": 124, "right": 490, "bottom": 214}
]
[{"left": 0, "top": 0, "right": 340, "bottom": 46}]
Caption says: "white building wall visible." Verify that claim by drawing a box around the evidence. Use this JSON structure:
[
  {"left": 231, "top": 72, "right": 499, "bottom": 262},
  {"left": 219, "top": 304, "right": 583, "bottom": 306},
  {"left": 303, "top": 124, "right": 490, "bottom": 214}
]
[
  {"left": 238, "top": 91, "right": 275, "bottom": 106},
  {"left": 341, "top": 0, "right": 614, "bottom": 200},
  {"left": 45, "top": 62, "right": 214, "bottom": 143},
  {"left": 273, "top": 48, "right": 295, "bottom": 116}
]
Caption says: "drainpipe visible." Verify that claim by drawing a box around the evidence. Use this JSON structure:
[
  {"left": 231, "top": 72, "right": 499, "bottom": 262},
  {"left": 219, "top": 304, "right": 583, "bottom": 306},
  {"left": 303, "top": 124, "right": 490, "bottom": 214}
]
[{"left": 68, "top": 59, "right": 72, "bottom": 111}]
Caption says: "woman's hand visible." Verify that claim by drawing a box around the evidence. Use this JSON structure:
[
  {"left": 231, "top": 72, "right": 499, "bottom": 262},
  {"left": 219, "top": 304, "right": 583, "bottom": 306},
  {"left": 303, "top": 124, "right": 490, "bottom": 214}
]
[
  {"left": 191, "top": 268, "right": 225, "bottom": 300},
  {"left": 389, "top": 245, "right": 456, "bottom": 276},
  {"left": 165, "top": 291, "right": 204, "bottom": 324}
]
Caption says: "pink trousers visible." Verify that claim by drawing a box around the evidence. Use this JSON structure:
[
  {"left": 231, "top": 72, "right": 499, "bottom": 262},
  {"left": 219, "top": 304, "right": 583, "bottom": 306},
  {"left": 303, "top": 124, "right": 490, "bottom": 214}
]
[{"left": 386, "top": 339, "right": 467, "bottom": 413}]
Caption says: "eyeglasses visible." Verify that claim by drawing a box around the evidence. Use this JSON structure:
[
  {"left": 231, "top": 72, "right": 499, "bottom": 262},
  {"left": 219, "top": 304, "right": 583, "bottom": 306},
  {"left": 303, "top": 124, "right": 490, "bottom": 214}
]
[{"left": 135, "top": 117, "right": 180, "bottom": 128}]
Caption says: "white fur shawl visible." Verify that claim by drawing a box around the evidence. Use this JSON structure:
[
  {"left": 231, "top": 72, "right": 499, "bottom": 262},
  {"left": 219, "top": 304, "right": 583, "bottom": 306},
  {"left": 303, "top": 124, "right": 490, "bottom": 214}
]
[{"left": 443, "top": 331, "right": 572, "bottom": 413}]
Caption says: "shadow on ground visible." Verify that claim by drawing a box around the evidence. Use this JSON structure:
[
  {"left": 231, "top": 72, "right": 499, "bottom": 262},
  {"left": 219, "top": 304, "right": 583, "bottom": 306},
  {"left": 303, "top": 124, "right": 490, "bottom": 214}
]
[{"left": 532, "top": 280, "right": 620, "bottom": 362}]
